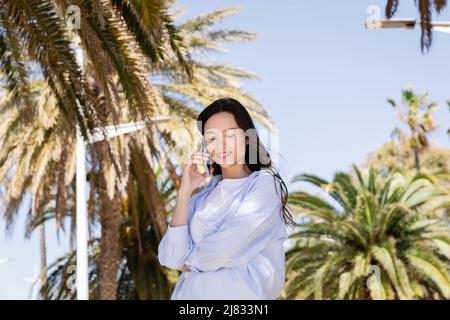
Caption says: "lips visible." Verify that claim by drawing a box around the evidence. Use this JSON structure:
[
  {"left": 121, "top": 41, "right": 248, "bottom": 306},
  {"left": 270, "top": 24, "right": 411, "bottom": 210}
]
[{"left": 217, "top": 151, "right": 231, "bottom": 159}]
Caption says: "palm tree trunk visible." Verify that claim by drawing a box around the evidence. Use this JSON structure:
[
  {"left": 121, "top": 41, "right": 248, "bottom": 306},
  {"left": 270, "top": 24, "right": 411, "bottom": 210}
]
[
  {"left": 97, "top": 143, "right": 122, "bottom": 300},
  {"left": 129, "top": 142, "right": 167, "bottom": 240}
]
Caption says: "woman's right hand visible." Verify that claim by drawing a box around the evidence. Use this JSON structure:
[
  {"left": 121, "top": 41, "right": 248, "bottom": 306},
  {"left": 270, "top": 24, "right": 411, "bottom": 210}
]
[{"left": 179, "top": 152, "right": 211, "bottom": 196}]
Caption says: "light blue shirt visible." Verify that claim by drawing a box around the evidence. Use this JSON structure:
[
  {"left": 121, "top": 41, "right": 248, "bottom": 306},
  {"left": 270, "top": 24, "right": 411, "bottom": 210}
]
[{"left": 157, "top": 169, "right": 288, "bottom": 299}]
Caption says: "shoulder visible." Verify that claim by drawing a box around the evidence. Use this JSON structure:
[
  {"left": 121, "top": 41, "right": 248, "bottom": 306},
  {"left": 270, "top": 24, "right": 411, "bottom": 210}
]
[
  {"left": 235, "top": 170, "right": 284, "bottom": 218},
  {"left": 250, "top": 170, "right": 283, "bottom": 198}
]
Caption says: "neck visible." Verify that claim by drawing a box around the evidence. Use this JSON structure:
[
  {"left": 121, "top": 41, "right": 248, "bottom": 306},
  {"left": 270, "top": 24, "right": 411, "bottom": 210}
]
[{"left": 221, "top": 164, "right": 250, "bottom": 179}]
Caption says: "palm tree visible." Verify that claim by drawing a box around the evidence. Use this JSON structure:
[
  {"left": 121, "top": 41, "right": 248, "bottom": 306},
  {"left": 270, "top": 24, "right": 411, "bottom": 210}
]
[
  {"left": 384, "top": 0, "right": 447, "bottom": 51},
  {"left": 0, "top": 3, "right": 272, "bottom": 299},
  {"left": 387, "top": 88, "right": 439, "bottom": 172},
  {"left": 0, "top": 0, "right": 193, "bottom": 298},
  {"left": 0, "top": 0, "right": 192, "bottom": 142},
  {"left": 154, "top": 6, "right": 276, "bottom": 131},
  {"left": 0, "top": 79, "right": 172, "bottom": 299},
  {"left": 285, "top": 166, "right": 450, "bottom": 299}
]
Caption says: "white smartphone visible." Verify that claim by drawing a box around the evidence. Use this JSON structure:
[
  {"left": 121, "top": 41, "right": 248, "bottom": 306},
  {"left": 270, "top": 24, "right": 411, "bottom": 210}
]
[{"left": 201, "top": 137, "right": 211, "bottom": 177}]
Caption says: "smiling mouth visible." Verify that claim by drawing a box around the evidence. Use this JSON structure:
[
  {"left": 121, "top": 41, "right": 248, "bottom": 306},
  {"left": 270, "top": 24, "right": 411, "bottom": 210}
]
[{"left": 217, "top": 151, "right": 232, "bottom": 158}]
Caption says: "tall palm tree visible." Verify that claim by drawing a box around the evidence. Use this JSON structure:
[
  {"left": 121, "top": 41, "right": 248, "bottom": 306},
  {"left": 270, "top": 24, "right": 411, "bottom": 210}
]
[
  {"left": 387, "top": 88, "right": 439, "bottom": 172},
  {"left": 0, "top": 3, "right": 192, "bottom": 298},
  {"left": 285, "top": 166, "right": 450, "bottom": 299},
  {"left": 385, "top": 0, "right": 447, "bottom": 51},
  {"left": 0, "top": 0, "right": 192, "bottom": 142},
  {"left": 0, "top": 79, "right": 171, "bottom": 299}
]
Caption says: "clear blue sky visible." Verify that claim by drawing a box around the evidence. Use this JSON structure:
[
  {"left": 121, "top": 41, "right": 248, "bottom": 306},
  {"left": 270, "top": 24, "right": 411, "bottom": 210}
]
[{"left": 1, "top": 0, "right": 449, "bottom": 299}]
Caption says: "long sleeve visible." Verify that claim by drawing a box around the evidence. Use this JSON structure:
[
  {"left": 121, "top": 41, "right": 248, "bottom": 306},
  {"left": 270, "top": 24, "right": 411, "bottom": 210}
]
[
  {"left": 183, "top": 174, "right": 284, "bottom": 273},
  {"left": 157, "top": 193, "right": 198, "bottom": 270}
]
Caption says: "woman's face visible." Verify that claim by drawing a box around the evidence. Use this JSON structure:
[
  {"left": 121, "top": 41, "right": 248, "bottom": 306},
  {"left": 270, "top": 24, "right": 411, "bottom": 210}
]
[{"left": 203, "top": 111, "right": 247, "bottom": 169}]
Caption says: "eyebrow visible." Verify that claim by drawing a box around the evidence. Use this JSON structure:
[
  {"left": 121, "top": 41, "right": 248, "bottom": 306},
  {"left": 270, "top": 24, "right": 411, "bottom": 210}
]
[{"left": 204, "top": 127, "right": 239, "bottom": 134}]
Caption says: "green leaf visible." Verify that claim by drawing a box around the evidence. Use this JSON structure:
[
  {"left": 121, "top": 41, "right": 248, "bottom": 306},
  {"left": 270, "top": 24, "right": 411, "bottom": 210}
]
[{"left": 406, "top": 254, "right": 450, "bottom": 299}]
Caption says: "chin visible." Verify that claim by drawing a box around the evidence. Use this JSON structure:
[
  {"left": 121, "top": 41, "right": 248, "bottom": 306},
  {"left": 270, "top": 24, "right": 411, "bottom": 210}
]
[
  {"left": 215, "top": 155, "right": 246, "bottom": 169},
  {"left": 218, "top": 160, "right": 246, "bottom": 169}
]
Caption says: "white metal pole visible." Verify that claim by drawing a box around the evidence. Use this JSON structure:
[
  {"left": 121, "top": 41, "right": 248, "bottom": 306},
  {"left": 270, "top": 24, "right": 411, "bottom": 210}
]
[{"left": 76, "top": 128, "right": 89, "bottom": 300}]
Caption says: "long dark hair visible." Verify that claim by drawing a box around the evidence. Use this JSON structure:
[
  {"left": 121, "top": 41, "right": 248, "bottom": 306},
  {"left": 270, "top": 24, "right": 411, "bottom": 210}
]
[{"left": 196, "top": 97, "right": 296, "bottom": 227}]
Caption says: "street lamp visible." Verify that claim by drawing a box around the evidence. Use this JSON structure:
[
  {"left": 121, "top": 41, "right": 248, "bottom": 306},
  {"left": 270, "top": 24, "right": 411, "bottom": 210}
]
[
  {"left": 76, "top": 116, "right": 171, "bottom": 300},
  {"left": 366, "top": 18, "right": 450, "bottom": 34}
]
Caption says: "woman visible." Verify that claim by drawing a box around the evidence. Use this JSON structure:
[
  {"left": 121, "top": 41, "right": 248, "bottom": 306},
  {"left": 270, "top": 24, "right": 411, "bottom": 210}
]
[{"left": 158, "top": 97, "right": 295, "bottom": 299}]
